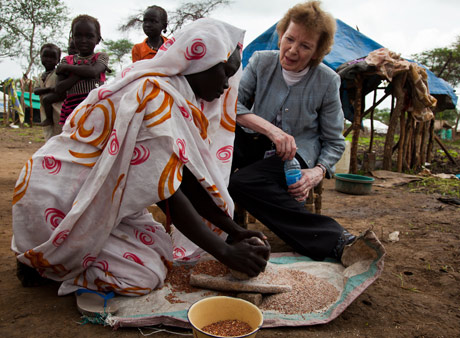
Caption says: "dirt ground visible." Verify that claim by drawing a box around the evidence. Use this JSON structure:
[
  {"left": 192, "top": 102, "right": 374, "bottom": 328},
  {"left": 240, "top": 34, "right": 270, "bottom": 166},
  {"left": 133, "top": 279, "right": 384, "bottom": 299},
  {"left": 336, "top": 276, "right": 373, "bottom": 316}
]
[{"left": 0, "top": 125, "right": 459, "bottom": 338}]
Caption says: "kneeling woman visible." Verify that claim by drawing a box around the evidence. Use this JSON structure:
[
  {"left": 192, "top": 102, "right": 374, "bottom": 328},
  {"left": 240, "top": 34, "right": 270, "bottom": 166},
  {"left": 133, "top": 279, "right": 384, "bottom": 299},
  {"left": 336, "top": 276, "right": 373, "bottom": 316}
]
[{"left": 12, "top": 18, "right": 269, "bottom": 298}]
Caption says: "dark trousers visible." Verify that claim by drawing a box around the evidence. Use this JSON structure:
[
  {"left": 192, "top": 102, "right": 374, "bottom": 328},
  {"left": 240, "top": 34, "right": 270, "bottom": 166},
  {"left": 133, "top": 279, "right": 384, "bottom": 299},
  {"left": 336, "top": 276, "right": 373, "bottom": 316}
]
[{"left": 229, "top": 126, "right": 344, "bottom": 261}]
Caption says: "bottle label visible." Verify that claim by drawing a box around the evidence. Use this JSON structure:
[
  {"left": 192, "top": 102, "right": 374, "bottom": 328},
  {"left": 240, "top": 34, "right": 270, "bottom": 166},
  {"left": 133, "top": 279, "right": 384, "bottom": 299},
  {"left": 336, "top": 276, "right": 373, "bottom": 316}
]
[
  {"left": 264, "top": 149, "right": 276, "bottom": 159},
  {"left": 285, "top": 169, "right": 301, "bottom": 186}
]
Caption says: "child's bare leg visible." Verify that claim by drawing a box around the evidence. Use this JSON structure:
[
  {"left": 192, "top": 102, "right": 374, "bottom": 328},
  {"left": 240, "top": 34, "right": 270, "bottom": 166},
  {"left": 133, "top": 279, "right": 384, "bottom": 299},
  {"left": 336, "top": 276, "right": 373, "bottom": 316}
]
[{"left": 39, "top": 92, "right": 61, "bottom": 126}]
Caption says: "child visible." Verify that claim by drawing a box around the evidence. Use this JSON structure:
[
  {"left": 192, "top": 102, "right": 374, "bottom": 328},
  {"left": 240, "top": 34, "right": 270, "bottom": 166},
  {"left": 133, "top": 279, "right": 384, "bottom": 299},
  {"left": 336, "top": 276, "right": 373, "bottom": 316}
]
[
  {"left": 56, "top": 15, "right": 109, "bottom": 124},
  {"left": 131, "top": 5, "right": 168, "bottom": 62},
  {"left": 34, "top": 44, "right": 64, "bottom": 137}
]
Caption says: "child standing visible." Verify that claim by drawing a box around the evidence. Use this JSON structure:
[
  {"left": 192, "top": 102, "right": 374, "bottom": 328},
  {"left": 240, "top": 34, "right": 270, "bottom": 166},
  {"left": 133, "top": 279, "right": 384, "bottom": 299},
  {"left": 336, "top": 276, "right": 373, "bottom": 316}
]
[
  {"left": 34, "top": 43, "right": 64, "bottom": 138},
  {"left": 56, "top": 15, "right": 109, "bottom": 124},
  {"left": 131, "top": 5, "right": 168, "bottom": 62}
]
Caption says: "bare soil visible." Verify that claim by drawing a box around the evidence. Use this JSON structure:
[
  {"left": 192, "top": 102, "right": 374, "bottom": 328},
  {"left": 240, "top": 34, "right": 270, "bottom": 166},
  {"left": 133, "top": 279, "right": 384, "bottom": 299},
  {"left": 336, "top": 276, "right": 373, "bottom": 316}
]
[{"left": 0, "top": 126, "right": 459, "bottom": 338}]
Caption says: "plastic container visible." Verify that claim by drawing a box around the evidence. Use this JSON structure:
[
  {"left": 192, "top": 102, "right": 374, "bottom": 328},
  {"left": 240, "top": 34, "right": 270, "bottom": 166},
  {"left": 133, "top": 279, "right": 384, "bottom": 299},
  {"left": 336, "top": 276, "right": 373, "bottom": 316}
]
[
  {"left": 334, "top": 173, "right": 375, "bottom": 195},
  {"left": 188, "top": 296, "right": 263, "bottom": 338},
  {"left": 335, "top": 140, "right": 351, "bottom": 174},
  {"left": 284, "top": 158, "right": 302, "bottom": 186}
]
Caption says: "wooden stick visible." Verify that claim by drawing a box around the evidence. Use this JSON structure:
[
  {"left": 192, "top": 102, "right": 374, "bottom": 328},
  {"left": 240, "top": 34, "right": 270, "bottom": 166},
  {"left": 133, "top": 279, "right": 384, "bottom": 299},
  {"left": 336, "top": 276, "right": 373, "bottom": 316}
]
[
  {"left": 368, "top": 89, "right": 377, "bottom": 153},
  {"left": 413, "top": 121, "right": 423, "bottom": 168},
  {"left": 383, "top": 74, "right": 406, "bottom": 170},
  {"left": 433, "top": 134, "right": 457, "bottom": 164},
  {"left": 420, "top": 121, "right": 428, "bottom": 166},
  {"left": 397, "top": 111, "right": 406, "bottom": 172},
  {"left": 426, "top": 119, "right": 434, "bottom": 163},
  {"left": 343, "top": 91, "right": 391, "bottom": 137},
  {"left": 350, "top": 76, "right": 363, "bottom": 174},
  {"left": 28, "top": 81, "right": 33, "bottom": 127}
]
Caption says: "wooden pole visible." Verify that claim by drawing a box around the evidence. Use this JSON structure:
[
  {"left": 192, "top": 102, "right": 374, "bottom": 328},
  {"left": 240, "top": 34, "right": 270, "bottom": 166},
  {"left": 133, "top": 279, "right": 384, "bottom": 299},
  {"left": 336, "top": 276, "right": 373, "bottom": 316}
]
[
  {"left": 397, "top": 111, "right": 406, "bottom": 172},
  {"left": 368, "top": 89, "right": 377, "bottom": 153},
  {"left": 420, "top": 121, "right": 428, "bottom": 166},
  {"left": 405, "top": 116, "right": 414, "bottom": 168},
  {"left": 413, "top": 121, "right": 423, "bottom": 169},
  {"left": 28, "top": 81, "right": 33, "bottom": 127},
  {"left": 426, "top": 119, "right": 435, "bottom": 163},
  {"left": 350, "top": 75, "right": 363, "bottom": 174},
  {"left": 434, "top": 134, "right": 457, "bottom": 164},
  {"left": 383, "top": 73, "right": 407, "bottom": 171},
  {"left": 2, "top": 88, "right": 6, "bottom": 125}
]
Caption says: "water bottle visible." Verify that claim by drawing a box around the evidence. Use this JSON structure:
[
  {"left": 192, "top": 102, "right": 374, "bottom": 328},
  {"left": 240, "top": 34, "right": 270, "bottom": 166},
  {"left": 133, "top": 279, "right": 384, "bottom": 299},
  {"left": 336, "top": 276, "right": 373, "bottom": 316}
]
[{"left": 284, "top": 157, "right": 302, "bottom": 186}]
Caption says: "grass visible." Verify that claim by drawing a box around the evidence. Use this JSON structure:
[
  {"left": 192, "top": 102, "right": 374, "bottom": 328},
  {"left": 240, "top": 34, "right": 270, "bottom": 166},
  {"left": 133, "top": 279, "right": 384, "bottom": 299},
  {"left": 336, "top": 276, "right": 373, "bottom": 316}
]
[{"left": 407, "top": 177, "right": 460, "bottom": 198}]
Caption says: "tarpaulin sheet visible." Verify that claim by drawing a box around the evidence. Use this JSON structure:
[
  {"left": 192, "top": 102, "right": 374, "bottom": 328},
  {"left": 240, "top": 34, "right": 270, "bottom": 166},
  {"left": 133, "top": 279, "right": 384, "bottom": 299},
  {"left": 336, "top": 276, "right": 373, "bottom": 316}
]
[{"left": 103, "top": 230, "right": 385, "bottom": 329}]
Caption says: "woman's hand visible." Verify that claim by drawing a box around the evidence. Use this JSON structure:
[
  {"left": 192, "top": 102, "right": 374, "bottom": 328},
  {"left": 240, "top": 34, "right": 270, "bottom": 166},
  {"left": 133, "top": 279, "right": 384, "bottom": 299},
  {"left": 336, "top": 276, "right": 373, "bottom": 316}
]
[
  {"left": 266, "top": 125, "right": 297, "bottom": 161},
  {"left": 231, "top": 229, "right": 271, "bottom": 260},
  {"left": 219, "top": 238, "right": 270, "bottom": 277},
  {"left": 287, "top": 166, "right": 324, "bottom": 202}
]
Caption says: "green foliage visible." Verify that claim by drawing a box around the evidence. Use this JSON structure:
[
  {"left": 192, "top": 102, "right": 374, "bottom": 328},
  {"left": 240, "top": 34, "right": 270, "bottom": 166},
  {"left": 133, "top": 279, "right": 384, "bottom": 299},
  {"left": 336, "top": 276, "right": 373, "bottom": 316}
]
[
  {"left": 102, "top": 39, "right": 134, "bottom": 75},
  {"left": 0, "top": 0, "right": 70, "bottom": 78},
  {"left": 436, "top": 109, "right": 458, "bottom": 126},
  {"left": 412, "top": 35, "right": 460, "bottom": 88},
  {"left": 372, "top": 108, "right": 391, "bottom": 125}
]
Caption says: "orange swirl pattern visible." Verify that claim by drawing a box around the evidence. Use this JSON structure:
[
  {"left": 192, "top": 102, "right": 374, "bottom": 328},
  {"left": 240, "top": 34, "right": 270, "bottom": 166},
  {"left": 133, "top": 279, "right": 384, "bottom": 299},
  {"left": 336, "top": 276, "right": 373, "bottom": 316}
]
[
  {"left": 73, "top": 270, "right": 89, "bottom": 289},
  {"left": 136, "top": 79, "right": 161, "bottom": 113},
  {"left": 24, "top": 249, "right": 70, "bottom": 278},
  {"left": 220, "top": 88, "right": 236, "bottom": 132},
  {"left": 187, "top": 100, "right": 209, "bottom": 140},
  {"left": 158, "top": 154, "right": 183, "bottom": 200},
  {"left": 12, "top": 159, "right": 33, "bottom": 205},
  {"left": 206, "top": 185, "right": 228, "bottom": 214},
  {"left": 136, "top": 79, "right": 173, "bottom": 128},
  {"left": 68, "top": 99, "right": 116, "bottom": 166},
  {"left": 112, "top": 174, "right": 125, "bottom": 202},
  {"left": 70, "top": 99, "right": 116, "bottom": 148}
]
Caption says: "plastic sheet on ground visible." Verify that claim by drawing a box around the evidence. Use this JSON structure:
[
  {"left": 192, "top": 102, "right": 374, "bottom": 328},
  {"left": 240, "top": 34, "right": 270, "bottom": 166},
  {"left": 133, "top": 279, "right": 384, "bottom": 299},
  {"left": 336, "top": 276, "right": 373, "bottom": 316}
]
[{"left": 105, "top": 230, "right": 385, "bottom": 329}]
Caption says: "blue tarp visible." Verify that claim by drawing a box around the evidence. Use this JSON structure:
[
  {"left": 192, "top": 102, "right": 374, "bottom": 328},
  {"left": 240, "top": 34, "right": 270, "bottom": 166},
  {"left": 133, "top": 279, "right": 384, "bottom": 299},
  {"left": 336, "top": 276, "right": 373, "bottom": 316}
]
[{"left": 242, "top": 19, "right": 457, "bottom": 107}]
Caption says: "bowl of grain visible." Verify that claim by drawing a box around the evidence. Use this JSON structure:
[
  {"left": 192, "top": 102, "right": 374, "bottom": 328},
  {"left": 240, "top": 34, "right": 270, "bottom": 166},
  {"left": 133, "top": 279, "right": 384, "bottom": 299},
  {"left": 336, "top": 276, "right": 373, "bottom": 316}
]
[{"left": 188, "top": 296, "right": 263, "bottom": 338}]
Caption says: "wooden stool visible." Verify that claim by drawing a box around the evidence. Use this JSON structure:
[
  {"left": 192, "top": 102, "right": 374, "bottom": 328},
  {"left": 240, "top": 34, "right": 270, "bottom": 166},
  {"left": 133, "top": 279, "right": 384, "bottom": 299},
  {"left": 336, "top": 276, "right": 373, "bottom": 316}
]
[{"left": 235, "top": 179, "right": 324, "bottom": 228}]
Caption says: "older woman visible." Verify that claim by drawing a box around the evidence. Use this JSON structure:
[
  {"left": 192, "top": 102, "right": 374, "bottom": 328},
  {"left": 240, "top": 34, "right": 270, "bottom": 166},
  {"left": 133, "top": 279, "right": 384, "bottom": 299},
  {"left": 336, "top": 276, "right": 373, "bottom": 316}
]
[
  {"left": 12, "top": 18, "right": 269, "bottom": 306},
  {"left": 229, "top": 1, "right": 354, "bottom": 261}
]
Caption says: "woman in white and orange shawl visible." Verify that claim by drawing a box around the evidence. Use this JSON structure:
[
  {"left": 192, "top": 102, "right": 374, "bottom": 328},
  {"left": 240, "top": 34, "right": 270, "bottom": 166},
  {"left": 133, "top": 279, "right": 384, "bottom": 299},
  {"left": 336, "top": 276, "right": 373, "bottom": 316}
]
[{"left": 12, "top": 18, "right": 269, "bottom": 297}]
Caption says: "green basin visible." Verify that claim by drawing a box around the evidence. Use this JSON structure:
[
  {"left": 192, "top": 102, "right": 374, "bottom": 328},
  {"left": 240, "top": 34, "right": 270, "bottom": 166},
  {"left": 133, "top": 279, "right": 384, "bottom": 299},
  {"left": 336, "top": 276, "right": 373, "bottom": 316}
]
[{"left": 334, "top": 173, "right": 375, "bottom": 195}]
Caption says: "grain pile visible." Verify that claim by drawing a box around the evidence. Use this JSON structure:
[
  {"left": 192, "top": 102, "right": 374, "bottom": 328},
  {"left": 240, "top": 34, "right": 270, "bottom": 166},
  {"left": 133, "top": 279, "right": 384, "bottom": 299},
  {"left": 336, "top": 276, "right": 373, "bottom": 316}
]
[
  {"left": 260, "top": 268, "right": 340, "bottom": 314},
  {"left": 201, "top": 319, "right": 253, "bottom": 336},
  {"left": 192, "top": 259, "right": 229, "bottom": 277}
]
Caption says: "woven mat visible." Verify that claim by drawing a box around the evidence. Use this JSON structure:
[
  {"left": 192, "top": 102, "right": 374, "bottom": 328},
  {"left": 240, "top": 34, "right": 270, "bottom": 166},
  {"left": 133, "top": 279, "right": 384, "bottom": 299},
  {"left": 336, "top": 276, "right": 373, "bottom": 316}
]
[{"left": 105, "top": 230, "right": 385, "bottom": 329}]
